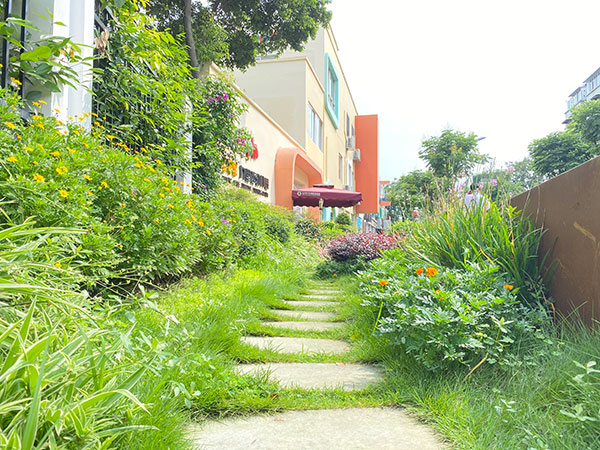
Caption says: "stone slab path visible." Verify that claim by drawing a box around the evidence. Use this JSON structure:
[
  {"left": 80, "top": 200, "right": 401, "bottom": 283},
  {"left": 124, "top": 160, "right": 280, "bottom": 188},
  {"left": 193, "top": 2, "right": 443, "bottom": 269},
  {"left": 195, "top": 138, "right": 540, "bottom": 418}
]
[
  {"left": 262, "top": 321, "right": 343, "bottom": 331},
  {"left": 271, "top": 309, "right": 336, "bottom": 320},
  {"left": 190, "top": 281, "right": 447, "bottom": 449},
  {"left": 236, "top": 363, "right": 383, "bottom": 390},
  {"left": 241, "top": 336, "right": 349, "bottom": 354},
  {"left": 189, "top": 408, "right": 445, "bottom": 450}
]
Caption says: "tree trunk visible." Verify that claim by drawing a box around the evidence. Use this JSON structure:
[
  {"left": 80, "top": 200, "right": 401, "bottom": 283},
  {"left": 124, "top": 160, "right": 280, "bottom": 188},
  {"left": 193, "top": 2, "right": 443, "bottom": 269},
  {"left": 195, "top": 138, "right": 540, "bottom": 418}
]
[{"left": 183, "top": 0, "right": 201, "bottom": 79}]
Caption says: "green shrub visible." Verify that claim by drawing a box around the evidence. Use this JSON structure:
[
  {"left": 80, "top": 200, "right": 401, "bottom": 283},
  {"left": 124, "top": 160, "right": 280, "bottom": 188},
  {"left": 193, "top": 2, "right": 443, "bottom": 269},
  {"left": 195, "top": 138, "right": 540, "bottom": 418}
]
[
  {"left": 0, "top": 91, "right": 234, "bottom": 287},
  {"left": 334, "top": 211, "right": 352, "bottom": 226},
  {"left": 314, "top": 257, "right": 367, "bottom": 279},
  {"left": 360, "top": 256, "right": 550, "bottom": 372},
  {"left": 265, "top": 214, "right": 291, "bottom": 243},
  {"left": 295, "top": 216, "right": 320, "bottom": 241}
]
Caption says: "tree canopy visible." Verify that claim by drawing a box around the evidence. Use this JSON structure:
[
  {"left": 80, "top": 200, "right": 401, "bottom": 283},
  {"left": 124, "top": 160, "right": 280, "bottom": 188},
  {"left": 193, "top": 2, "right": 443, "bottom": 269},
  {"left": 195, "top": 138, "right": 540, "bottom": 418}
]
[
  {"left": 418, "top": 128, "right": 488, "bottom": 180},
  {"left": 567, "top": 99, "right": 600, "bottom": 148},
  {"left": 146, "top": 0, "right": 332, "bottom": 71},
  {"left": 528, "top": 131, "right": 595, "bottom": 178},
  {"left": 386, "top": 170, "right": 436, "bottom": 221}
]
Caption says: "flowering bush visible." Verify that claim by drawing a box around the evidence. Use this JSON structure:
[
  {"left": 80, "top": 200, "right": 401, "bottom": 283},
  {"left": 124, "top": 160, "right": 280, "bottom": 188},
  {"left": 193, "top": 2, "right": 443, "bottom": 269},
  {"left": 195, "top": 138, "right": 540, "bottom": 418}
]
[
  {"left": 360, "top": 254, "right": 550, "bottom": 372},
  {"left": 326, "top": 232, "right": 399, "bottom": 262}
]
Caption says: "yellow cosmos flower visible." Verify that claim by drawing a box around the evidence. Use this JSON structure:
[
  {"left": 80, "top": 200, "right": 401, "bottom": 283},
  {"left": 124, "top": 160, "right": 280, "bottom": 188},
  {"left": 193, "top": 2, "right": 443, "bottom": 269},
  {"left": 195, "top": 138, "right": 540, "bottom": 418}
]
[
  {"left": 161, "top": 177, "right": 170, "bottom": 184},
  {"left": 32, "top": 102, "right": 41, "bottom": 108},
  {"left": 184, "top": 219, "right": 191, "bottom": 225},
  {"left": 68, "top": 148, "right": 76, "bottom": 154},
  {"left": 154, "top": 218, "right": 159, "bottom": 224},
  {"left": 59, "top": 189, "right": 69, "bottom": 198},
  {"left": 10, "top": 77, "right": 22, "bottom": 86},
  {"left": 33, "top": 161, "right": 38, "bottom": 165},
  {"left": 197, "top": 219, "right": 204, "bottom": 227},
  {"left": 5, "top": 122, "right": 16, "bottom": 130},
  {"left": 159, "top": 193, "right": 165, "bottom": 198},
  {"left": 144, "top": 178, "right": 151, "bottom": 182},
  {"left": 39, "top": 100, "right": 47, "bottom": 105},
  {"left": 7, "top": 156, "right": 17, "bottom": 163},
  {"left": 33, "top": 173, "right": 44, "bottom": 183},
  {"left": 50, "top": 151, "right": 60, "bottom": 158},
  {"left": 168, "top": 203, "right": 174, "bottom": 209},
  {"left": 32, "top": 114, "right": 42, "bottom": 120},
  {"left": 100, "top": 181, "right": 108, "bottom": 189},
  {"left": 83, "top": 174, "right": 92, "bottom": 181},
  {"left": 23, "top": 146, "right": 33, "bottom": 152},
  {"left": 55, "top": 262, "right": 62, "bottom": 268},
  {"left": 206, "top": 229, "right": 211, "bottom": 236}
]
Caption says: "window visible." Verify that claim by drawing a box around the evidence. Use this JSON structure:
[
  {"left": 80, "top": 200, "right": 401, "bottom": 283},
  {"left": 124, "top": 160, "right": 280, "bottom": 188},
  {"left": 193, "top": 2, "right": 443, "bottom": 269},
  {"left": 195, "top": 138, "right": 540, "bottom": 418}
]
[
  {"left": 324, "top": 53, "right": 339, "bottom": 128},
  {"left": 308, "top": 104, "right": 323, "bottom": 150}
]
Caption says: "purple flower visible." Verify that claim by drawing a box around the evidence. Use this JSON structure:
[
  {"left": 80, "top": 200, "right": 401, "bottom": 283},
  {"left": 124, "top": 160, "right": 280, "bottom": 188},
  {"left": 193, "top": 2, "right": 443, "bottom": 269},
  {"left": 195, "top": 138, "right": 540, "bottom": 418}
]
[
  {"left": 490, "top": 179, "right": 498, "bottom": 186},
  {"left": 223, "top": 94, "right": 228, "bottom": 100},
  {"left": 220, "top": 218, "right": 231, "bottom": 227}
]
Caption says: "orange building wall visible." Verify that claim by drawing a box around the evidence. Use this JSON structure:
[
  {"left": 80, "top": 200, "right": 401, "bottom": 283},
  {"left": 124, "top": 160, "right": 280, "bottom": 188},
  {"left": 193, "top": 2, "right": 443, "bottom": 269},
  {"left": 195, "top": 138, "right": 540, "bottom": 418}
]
[{"left": 355, "top": 115, "right": 379, "bottom": 213}]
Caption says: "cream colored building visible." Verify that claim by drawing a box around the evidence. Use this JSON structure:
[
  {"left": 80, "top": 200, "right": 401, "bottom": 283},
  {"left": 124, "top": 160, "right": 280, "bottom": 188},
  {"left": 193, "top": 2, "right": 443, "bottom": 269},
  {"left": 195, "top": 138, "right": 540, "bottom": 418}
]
[{"left": 233, "top": 27, "right": 379, "bottom": 219}]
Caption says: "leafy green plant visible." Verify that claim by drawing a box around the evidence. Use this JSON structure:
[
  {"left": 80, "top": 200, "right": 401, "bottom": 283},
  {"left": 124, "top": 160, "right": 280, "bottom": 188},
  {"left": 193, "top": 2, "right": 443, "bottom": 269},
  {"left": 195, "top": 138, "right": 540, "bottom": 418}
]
[{"left": 360, "top": 259, "right": 550, "bottom": 372}]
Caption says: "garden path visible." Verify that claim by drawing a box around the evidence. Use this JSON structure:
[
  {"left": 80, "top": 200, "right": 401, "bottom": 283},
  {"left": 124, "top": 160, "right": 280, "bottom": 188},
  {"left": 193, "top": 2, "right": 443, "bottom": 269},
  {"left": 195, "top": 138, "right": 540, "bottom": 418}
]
[{"left": 189, "top": 282, "right": 446, "bottom": 449}]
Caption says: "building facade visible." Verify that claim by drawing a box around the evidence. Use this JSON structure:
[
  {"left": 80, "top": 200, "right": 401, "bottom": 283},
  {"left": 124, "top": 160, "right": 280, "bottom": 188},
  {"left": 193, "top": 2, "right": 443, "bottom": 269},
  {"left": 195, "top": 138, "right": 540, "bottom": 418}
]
[
  {"left": 233, "top": 28, "right": 380, "bottom": 222},
  {"left": 564, "top": 65, "right": 600, "bottom": 123}
]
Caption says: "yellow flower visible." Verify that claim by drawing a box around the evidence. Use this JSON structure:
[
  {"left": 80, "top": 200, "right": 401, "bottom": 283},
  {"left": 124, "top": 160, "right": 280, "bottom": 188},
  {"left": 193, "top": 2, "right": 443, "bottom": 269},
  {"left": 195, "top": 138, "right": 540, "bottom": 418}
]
[
  {"left": 503, "top": 284, "right": 514, "bottom": 291},
  {"left": 55, "top": 262, "right": 62, "bottom": 268},
  {"left": 68, "top": 116, "right": 74, "bottom": 121},
  {"left": 50, "top": 151, "right": 60, "bottom": 158},
  {"left": 174, "top": 185, "right": 181, "bottom": 192},
  {"left": 120, "top": 203, "right": 125, "bottom": 208},
  {"left": 144, "top": 178, "right": 151, "bottom": 182},
  {"left": 68, "top": 147, "right": 76, "bottom": 154},
  {"left": 33, "top": 161, "right": 38, "bottom": 165},
  {"left": 24, "top": 146, "right": 33, "bottom": 152},
  {"left": 56, "top": 166, "right": 68, "bottom": 175},
  {"left": 162, "top": 177, "right": 170, "bottom": 184},
  {"left": 10, "top": 77, "right": 22, "bottom": 86},
  {"left": 32, "top": 114, "right": 42, "bottom": 120},
  {"left": 155, "top": 159, "right": 163, "bottom": 166},
  {"left": 100, "top": 181, "right": 108, "bottom": 189},
  {"left": 72, "top": 129, "right": 80, "bottom": 135},
  {"left": 206, "top": 229, "right": 211, "bottom": 236},
  {"left": 168, "top": 203, "right": 174, "bottom": 209},
  {"left": 87, "top": 191, "right": 93, "bottom": 195},
  {"left": 33, "top": 173, "right": 44, "bottom": 183},
  {"left": 39, "top": 100, "right": 47, "bottom": 105},
  {"left": 198, "top": 218, "right": 204, "bottom": 227},
  {"left": 184, "top": 219, "right": 191, "bottom": 225},
  {"left": 35, "top": 123, "right": 44, "bottom": 129},
  {"left": 83, "top": 174, "right": 92, "bottom": 181},
  {"left": 58, "top": 189, "right": 69, "bottom": 198},
  {"left": 32, "top": 102, "right": 41, "bottom": 108},
  {"left": 159, "top": 193, "right": 165, "bottom": 198},
  {"left": 154, "top": 218, "right": 159, "bottom": 224},
  {"left": 5, "top": 122, "right": 16, "bottom": 130},
  {"left": 333, "top": 273, "right": 337, "bottom": 278},
  {"left": 119, "top": 244, "right": 123, "bottom": 249},
  {"left": 7, "top": 156, "right": 17, "bottom": 163},
  {"left": 379, "top": 280, "right": 389, "bottom": 287}
]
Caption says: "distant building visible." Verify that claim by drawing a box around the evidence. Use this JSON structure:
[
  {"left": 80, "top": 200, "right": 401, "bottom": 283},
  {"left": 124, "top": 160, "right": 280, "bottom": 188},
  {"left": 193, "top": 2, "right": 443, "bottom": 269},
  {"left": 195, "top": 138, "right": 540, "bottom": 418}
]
[
  {"left": 232, "top": 27, "right": 380, "bottom": 222},
  {"left": 564, "top": 66, "right": 600, "bottom": 123}
]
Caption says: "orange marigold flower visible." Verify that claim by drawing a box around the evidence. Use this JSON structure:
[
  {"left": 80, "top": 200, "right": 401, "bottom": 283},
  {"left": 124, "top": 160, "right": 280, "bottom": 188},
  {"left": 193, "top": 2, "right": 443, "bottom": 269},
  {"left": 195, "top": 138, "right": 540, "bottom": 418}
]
[
  {"left": 436, "top": 289, "right": 442, "bottom": 293},
  {"left": 503, "top": 284, "right": 514, "bottom": 291},
  {"left": 426, "top": 267, "right": 438, "bottom": 277},
  {"left": 415, "top": 268, "right": 424, "bottom": 275},
  {"left": 379, "top": 280, "right": 389, "bottom": 286},
  {"left": 333, "top": 273, "right": 337, "bottom": 277}
]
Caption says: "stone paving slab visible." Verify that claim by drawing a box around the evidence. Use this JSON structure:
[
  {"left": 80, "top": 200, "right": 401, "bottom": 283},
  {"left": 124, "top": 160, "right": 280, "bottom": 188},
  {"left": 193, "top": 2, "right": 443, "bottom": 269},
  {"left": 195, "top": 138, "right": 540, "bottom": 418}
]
[
  {"left": 299, "top": 294, "right": 341, "bottom": 300},
  {"left": 262, "top": 321, "right": 343, "bottom": 331},
  {"left": 188, "top": 408, "right": 446, "bottom": 450},
  {"left": 305, "top": 288, "right": 339, "bottom": 295},
  {"left": 271, "top": 309, "right": 336, "bottom": 321},
  {"left": 282, "top": 300, "right": 339, "bottom": 308},
  {"left": 236, "top": 363, "right": 383, "bottom": 390},
  {"left": 241, "top": 336, "right": 349, "bottom": 354}
]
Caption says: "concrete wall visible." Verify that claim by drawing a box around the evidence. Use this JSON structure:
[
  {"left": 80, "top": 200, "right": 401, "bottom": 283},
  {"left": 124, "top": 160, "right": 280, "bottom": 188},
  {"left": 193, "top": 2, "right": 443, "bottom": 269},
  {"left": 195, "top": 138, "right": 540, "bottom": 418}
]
[
  {"left": 234, "top": 59, "right": 307, "bottom": 148},
  {"left": 511, "top": 156, "right": 600, "bottom": 325}
]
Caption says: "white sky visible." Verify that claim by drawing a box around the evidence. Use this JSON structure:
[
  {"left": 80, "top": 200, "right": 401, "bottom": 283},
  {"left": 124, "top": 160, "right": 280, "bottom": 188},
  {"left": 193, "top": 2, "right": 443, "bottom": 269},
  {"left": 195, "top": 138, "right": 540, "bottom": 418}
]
[{"left": 330, "top": 0, "right": 600, "bottom": 181}]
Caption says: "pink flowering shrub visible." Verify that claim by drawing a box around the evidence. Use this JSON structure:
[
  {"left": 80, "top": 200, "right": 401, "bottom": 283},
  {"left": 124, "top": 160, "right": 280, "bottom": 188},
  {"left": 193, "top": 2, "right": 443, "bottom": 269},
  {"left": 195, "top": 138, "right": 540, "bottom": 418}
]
[{"left": 326, "top": 233, "right": 400, "bottom": 262}]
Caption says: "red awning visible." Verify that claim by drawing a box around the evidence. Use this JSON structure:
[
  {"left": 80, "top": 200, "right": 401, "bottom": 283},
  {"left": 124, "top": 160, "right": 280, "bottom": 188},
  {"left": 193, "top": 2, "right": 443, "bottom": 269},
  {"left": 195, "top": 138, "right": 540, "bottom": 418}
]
[{"left": 292, "top": 184, "right": 362, "bottom": 207}]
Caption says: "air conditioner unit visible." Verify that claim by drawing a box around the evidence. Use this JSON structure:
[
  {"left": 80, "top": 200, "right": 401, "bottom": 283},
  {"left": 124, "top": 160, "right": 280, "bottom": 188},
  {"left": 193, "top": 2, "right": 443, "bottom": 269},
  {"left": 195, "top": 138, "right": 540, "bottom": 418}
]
[
  {"left": 353, "top": 149, "right": 361, "bottom": 161},
  {"left": 345, "top": 136, "right": 355, "bottom": 150}
]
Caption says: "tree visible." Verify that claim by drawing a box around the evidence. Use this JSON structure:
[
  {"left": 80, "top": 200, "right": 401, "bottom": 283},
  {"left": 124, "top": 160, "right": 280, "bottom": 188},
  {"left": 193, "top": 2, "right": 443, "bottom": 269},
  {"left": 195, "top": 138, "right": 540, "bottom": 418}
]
[
  {"left": 386, "top": 170, "right": 436, "bottom": 221},
  {"left": 146, "top": 0, "right": 332, "bottom": 72},
  {"left": 419, "top": 128, "right": 488, "bottom": 180},
  {"left": 568, "top": 99, "right": 600, "bottom": 148},
  {"left": 528, "top": 131, "right": 595, "bottom": 178},
  {"left": 507, "top": 157, "right": 545, "bottom": 191}
]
